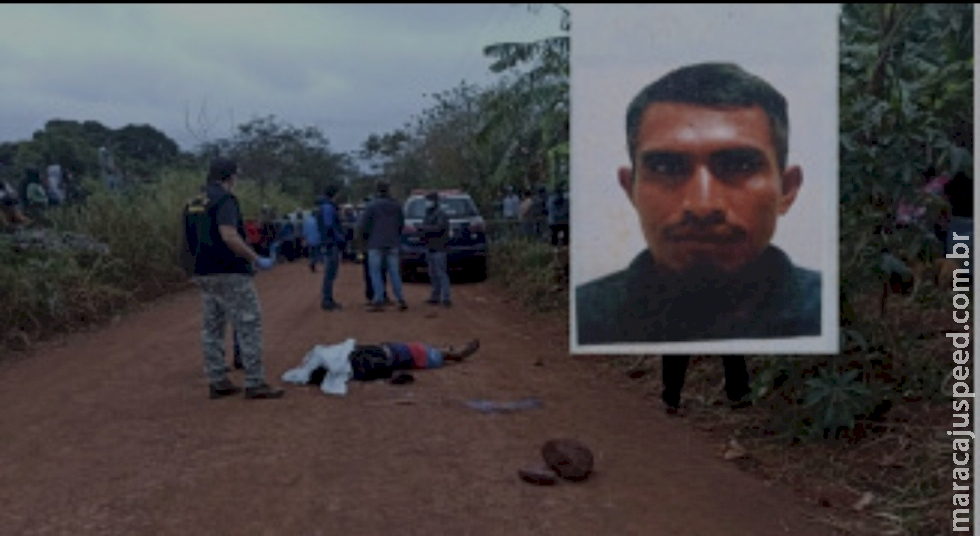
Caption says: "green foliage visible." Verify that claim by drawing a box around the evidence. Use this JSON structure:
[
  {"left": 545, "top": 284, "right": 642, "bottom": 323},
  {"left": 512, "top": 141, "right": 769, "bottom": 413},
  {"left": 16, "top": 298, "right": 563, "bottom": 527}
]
[
  {"left": 803, "top": 367, "right": 874, "bottom": 436},
  {"left": 0, "top": 119, "right": 181, "bottom": 183},
  {"left": 356, "top": 3, "right": 569, "bottom": 211},
  {"left": 0, "top": 168, "right": 302, "bottom": 354},
  {"left": 731, "top": 6, "right": 973, "bottom": 476},
  {"left": 488, "top": 239, "right": 567, "bottom": 313},
  {"left": 201, "top": 115, "right": 357, "bottom": 205},
  {"left": 840, "top": 3, "right": 972, "bottom": 292}
]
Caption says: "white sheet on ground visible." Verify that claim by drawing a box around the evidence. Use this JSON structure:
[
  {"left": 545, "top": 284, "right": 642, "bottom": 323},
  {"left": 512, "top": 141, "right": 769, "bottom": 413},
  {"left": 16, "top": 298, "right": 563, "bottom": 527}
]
[{"left": 281, "top": 338, "right": 356, "bottom": 396}]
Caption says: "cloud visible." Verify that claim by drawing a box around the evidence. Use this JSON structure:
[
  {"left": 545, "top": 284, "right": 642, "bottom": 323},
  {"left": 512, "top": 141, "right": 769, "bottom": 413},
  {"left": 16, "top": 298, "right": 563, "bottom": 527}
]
[{"left": 0, "top": 4, "right": 564, "bottom": 153}]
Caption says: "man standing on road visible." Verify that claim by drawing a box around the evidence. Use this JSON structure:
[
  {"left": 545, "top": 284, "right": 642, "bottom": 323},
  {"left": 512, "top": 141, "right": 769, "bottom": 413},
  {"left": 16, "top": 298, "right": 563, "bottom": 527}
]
[
  {"left": 303, "top": 197, "right": 323, "bottom": 273},
  {"left": 191, "top": 157, "right": 284, "bottom": 400},
  {"left": 420, "top": 191, "right": 452, "bottom": 307},
  {"left": 359, "top": 181, "right": 407, "bottom": 312},
  {"left": 359, "top": 196, "right": 389, "bottom": 305},
  {"left": 315, "top": 185, "right": 346, "bottom": 311}
]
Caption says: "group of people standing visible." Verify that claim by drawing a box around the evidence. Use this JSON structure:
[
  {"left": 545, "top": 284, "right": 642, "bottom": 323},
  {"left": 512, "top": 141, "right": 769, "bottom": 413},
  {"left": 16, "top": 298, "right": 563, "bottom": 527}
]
[
  {"left": 499, "top": 183, "right": 569, "bottom": 246},
  {"left": 301, "top": 180, "right": 454, "bottom": 313},
  {"left": 186, "top": 157, "right": 462, "bottom": 400},
  {"left": 0, "top": 164, "right": 82, "bottom": 228}
]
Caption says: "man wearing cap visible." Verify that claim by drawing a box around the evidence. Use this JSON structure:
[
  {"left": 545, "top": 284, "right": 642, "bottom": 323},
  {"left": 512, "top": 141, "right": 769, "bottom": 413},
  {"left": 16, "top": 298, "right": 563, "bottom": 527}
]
[{"left": 192, "top": 157, "right": 284, "bottom": 400}]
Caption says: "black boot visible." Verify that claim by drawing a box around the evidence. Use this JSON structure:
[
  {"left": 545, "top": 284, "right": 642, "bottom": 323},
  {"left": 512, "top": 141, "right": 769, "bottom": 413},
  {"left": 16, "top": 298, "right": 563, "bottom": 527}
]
[{"left": 209, "top": 378, "right": 242, "bottom": 399}]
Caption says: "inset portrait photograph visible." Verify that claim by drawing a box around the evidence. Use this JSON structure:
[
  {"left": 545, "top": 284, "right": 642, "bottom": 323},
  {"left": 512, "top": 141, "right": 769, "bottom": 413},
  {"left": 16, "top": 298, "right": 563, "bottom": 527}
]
[{"left": 570, "top": 5, "right": 840, "bottom": 354}]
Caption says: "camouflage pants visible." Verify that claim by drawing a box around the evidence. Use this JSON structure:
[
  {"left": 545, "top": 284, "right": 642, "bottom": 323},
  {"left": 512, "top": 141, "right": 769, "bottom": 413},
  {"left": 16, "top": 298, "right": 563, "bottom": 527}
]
[{"left": 193, "top": 274, "right": 265, "bottom": 388}]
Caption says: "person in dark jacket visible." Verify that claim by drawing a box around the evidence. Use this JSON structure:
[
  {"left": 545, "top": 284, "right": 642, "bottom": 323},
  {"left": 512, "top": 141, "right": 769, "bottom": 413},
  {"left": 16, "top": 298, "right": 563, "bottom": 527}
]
[
  {"left": 359, "top": 197, "right": 389, "bottom": 304},
  {"left": 420, "top": 191, "right": 452, "bottom": 307},
  {"left": 358, "top": 181, "right": 407, "bottom": 311},
  {"left": 315, "top": 185, "right": 346, "bottom": 310}
]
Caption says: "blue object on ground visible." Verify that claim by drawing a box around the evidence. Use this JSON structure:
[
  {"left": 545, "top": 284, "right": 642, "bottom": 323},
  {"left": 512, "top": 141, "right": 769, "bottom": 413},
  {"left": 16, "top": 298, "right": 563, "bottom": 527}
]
[{"left": 464, "top": 398, "right": 543, "bottom": 413}]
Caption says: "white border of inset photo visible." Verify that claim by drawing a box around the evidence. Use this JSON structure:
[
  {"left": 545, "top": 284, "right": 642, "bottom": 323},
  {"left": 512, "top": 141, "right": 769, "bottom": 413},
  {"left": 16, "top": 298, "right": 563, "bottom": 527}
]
[{"left": 569, "top": 4, "right": 840, "bottom": 355}]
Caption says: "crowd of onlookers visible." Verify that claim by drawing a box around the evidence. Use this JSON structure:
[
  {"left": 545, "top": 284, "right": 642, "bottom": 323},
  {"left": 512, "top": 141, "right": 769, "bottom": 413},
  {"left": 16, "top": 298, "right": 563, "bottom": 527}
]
[
  {"left": 495, "top": 183, "right": 569, "bottom": 246},
  {"left": 0, "top": 164, "right": 86, "bottom": 229}
]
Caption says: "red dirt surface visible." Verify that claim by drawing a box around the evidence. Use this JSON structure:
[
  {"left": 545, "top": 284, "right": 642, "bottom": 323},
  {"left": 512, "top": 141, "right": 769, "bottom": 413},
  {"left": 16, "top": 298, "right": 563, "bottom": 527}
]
[{"left": 0, "top": 261, "right": 842, "bottom": 535}]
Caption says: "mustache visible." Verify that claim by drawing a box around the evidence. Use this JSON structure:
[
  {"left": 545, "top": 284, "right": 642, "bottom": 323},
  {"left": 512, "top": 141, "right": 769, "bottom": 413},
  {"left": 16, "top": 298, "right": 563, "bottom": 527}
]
[{"left": 662, "top": 212, "right": 746, "bottom": 242}]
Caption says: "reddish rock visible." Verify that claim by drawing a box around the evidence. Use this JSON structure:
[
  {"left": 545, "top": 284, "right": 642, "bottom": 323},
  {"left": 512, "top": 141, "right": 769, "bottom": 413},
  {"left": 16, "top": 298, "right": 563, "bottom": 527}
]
[{"left": 542, "top": 438, "right": 593, "bottom": 482}]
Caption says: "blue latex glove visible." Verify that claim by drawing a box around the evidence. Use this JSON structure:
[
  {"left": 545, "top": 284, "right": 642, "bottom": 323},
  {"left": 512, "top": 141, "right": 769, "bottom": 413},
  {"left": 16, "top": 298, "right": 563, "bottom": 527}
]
[{"left": 255, "top": 257, "right": 275, "bottom": 271}]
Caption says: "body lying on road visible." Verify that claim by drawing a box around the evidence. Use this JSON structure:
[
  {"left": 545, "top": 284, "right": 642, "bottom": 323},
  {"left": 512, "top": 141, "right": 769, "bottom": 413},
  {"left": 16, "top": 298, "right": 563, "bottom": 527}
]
[{"left": 282, "top": 338, "right": 480, "bottom": 395}]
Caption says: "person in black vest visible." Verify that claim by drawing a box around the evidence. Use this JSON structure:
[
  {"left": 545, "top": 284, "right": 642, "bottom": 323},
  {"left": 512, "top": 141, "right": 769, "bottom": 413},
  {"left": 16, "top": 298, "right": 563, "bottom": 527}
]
[{"left": 191, "top": 157, "right": 284, "bottom": 400}]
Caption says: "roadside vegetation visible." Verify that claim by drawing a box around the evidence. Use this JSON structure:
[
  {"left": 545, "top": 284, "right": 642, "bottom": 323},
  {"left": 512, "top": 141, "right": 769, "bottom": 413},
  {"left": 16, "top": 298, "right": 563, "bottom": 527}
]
[{"left": 0, "top": 169, "right": 302, "bottom": 351}]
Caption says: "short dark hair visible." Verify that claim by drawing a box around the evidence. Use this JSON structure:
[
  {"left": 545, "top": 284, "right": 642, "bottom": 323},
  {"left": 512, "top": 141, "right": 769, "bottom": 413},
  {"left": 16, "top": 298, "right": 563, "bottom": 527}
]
[
  {"left": 324, "top": 185, "right": 340, "bottom": 199},
  {"left": 625, "top": 62, "right": 789, "bottom": 171},
  {"left": 376, "top": 180, "right": 390, "bottom": 195},
  {"left": 207, "top": 157, "right": 238, "bottom": 183}
]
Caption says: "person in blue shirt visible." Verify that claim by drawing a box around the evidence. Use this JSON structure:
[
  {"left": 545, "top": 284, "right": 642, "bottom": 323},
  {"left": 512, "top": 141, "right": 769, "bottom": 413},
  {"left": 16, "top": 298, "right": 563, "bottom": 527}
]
[
  {"left": 315, "top": 186, "right": 347, "bottom": 310},
  {"left": 277, "top": 215, "right": 297, "bottom": 261},
  {"left": 303, "top": 198, "right": 324, "bottom": 272}
]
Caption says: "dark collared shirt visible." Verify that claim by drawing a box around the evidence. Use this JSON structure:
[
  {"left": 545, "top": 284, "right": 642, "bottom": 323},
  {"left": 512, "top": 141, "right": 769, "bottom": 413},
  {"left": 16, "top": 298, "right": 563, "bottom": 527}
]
[{"left": 576, "top": 246, "right": 821, "bottom": 345}]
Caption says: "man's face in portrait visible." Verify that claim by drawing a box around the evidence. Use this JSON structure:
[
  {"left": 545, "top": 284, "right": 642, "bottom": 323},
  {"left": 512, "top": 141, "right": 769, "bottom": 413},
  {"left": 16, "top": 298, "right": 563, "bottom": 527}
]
[{"left": 618, "top": 102, "right": 803, "bottom": 275}]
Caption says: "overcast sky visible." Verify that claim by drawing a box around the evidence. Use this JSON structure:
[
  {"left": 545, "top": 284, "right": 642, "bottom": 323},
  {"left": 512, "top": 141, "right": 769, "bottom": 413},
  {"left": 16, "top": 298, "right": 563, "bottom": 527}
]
[{"left": 0, "top": 4, "right": 563, "bottom": 156}]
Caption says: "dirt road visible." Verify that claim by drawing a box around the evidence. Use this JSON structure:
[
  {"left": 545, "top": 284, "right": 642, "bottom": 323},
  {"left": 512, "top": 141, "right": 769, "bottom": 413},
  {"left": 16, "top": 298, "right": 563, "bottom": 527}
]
[{"left": 0, "top": 261, "right": 841, "bottom": 536}]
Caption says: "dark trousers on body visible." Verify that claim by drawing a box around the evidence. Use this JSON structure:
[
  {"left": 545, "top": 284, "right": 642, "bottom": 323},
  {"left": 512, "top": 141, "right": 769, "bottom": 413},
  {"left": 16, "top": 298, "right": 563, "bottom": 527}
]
[{"left": 662, "top": 355, "right": 750, "bottom": 408}]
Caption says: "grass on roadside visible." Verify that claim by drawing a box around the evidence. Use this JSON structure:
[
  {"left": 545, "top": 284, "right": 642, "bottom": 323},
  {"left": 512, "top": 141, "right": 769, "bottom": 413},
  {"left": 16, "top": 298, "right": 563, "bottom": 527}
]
[
  {"left": 488, "top": 238, "right": 568, "bottom": 315},
  {"left": 0, "top": 169, "right": 301, "bottom": 356}
]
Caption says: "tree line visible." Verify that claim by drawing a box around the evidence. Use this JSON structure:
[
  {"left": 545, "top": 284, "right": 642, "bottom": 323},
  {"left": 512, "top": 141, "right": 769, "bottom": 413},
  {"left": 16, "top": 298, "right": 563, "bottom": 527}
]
[{"left": 0, "top": 4, "right": 570, "bottom": 216}]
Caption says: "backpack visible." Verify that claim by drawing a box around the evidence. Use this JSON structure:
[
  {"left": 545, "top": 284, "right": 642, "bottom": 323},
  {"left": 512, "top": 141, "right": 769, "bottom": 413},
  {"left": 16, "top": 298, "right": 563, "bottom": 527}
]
[
  {"left": 315, "top": 202, "right": 346, "bottom": 247},
  {"left": 178, "top": 191, "right": 232, "bottom": 278}
]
